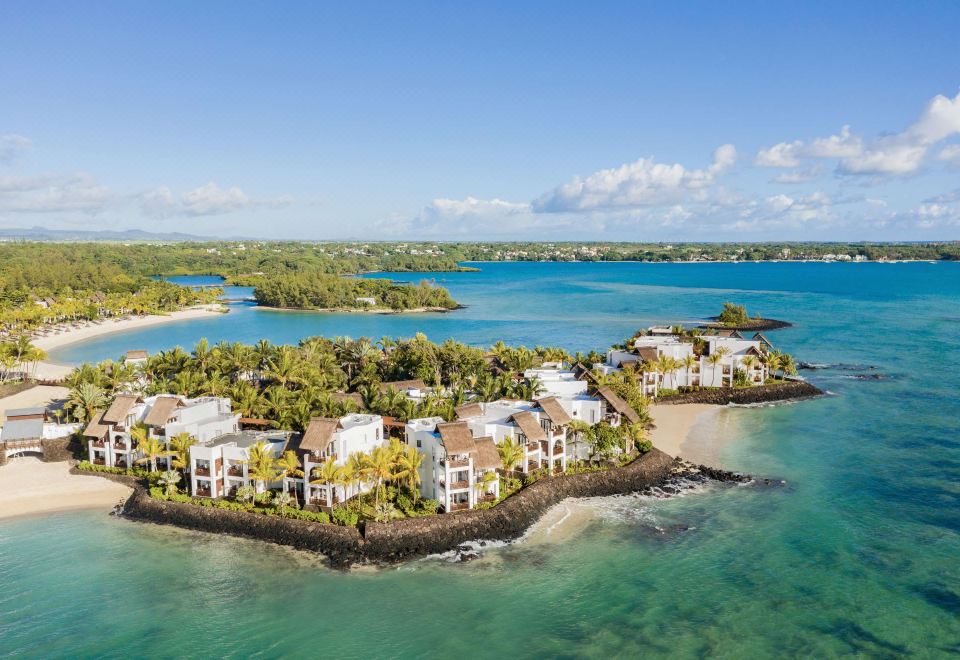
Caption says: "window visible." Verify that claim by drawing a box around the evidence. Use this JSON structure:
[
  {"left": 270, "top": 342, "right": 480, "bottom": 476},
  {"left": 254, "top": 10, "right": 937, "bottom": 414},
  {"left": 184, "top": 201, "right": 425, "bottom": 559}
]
[{"left": 416, "top": 439, "right": 422, "bottom": 448}]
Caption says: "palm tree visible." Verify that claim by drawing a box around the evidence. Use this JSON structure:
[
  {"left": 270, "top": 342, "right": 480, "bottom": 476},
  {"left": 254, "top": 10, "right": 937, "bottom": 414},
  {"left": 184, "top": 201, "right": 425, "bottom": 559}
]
[
  {"left": 310, "top": 456, "right": 345, "bottom": 506},
  {"left": 346, "top": 452, "right": 366, "bottom": 506},
  {"left": 247, "top": 440, "right": 280, "bottom": 494},
  {"left": 157, "top": 469, "right": 181, "bottom": 497},
  {"left": 275, "top": 450, "right": 304, "bottom": 507},
  {"left": 566, "top": 420, "right": 594, "bottom": 465},
  {"left": 134, "top": 431, "right": 165, "bottom": 472},
  {"left": 393, "top": 444, "right": 423, "bottom": 501},
  {"left": 169, "top": 432, "right": 197, "bottom": 477},
  {"left": 706, "top": 353, "right": 723, "bottom": 387},
  {"left": 474, "top": 470, "right": 498, "bottom": 502},
  {"left": 714, "top": 346, "right": 732, "bottom": 386},
  {"left": 496, "top": 436, "right": 524, "bottom": 474},
  {"left": 681, "top": 354, "right": 698, "bottom": 388},
  {"left": 361, "top": 445, "right": 397, "bottom": 520},
  {"left": 67, "top": 382, "right": 107, "bottom": 422}
]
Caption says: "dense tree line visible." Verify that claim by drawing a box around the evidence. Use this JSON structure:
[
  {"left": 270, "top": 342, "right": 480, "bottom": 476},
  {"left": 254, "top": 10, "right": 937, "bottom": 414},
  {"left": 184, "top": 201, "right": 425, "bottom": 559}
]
[{"left": 252, "top": 272, "right": 459, "bottom": 311}]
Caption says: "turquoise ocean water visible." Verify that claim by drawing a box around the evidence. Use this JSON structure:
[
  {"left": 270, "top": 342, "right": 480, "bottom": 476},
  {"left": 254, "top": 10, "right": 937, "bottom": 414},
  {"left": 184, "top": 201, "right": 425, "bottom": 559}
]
[{"left": 2, "top": 262, "right": 959, "bottom": 657}]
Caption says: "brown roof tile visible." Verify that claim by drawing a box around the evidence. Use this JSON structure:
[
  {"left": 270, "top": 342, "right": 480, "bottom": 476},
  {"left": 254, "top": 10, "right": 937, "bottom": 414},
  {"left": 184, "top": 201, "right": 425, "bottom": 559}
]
[{"left": 535, "top": 396, "right": 572, "bottom": 425}]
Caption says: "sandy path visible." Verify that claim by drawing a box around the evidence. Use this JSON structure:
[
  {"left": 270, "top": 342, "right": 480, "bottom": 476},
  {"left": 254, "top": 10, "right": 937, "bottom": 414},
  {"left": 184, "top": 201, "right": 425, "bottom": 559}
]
[
  {"left": 0, "top": 458, "right": 132, "bottom": 521},
  {"left": 0, "top": 385, "right": 71, "bottom": 421},
  {"left": 28, "top": 305, "right": 226, "bottom": 379}
]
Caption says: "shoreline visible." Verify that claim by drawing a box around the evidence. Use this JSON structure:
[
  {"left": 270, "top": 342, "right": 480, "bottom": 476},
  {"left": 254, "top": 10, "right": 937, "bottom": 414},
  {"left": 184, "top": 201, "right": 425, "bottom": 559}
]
[
  {"left": 28, "top": 305, "right": 227, "bottom": 378},
  {"left": 649, "top": 403, "right": 723, "bottom": 463},
  {"left": 253, "top": 304, "right": 462, "bottom": 315},
  {"left": 0, "top": 458, "right": 132, "bottom": 522}
]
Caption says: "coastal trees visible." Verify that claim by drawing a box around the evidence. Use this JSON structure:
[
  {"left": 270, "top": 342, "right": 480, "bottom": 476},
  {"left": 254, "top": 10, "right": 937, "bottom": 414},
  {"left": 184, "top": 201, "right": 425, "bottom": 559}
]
[
  {"left": 276, "top": 450, "right": 304, "bottom": 507},
  {"left": 158, "top": 470, "right": 181, "bottom": 497},
  {"left": 134, "top": 429, "right": 166, "bottom": 472},
  {"left": 168, "top": 432, "right": 197, "bottom": 477},
  {"left": 718, "top": 302, "right": 752, "bottom": 326},
  {"left": 496, "top": 437, "right": 524, "bottom": 473},
  {"left": 247, "top": 441, "right": 280, "bottom": 494},
  {"left": 66, "top": 382, "right": 108, "bottom": 422}
]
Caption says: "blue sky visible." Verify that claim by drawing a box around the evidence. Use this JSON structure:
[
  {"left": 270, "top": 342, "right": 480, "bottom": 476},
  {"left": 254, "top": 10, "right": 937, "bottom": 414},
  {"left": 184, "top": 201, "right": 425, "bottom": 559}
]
[{"left": 1, "top": 1, "right": 959, "bottom": 240}]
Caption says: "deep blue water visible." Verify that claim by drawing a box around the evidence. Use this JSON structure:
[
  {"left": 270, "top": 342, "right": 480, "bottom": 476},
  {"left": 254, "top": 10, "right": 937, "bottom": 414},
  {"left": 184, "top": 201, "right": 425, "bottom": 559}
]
[{"left": 4, "top": 261, "right": 959, "bottom": 657}]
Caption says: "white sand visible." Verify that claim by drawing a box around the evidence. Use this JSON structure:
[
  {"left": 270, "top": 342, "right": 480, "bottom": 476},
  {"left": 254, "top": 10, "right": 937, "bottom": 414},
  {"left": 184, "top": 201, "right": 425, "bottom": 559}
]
[
  {"left": 0, "top": 385, "right": 70, "bottom": 422},
  {"left": 649, "top": 403, "right": 724, "bottom": 464},
  {"left": 0, "top": 457, "right": 132, "bottom": 520},
  {"left": 29, "top": 305, "right": 226, "bottom": 380}
]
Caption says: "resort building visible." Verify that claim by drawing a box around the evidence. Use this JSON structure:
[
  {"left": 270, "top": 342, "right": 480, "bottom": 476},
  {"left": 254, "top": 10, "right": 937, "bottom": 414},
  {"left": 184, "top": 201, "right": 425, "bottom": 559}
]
[
  {"left": 188, "top": 429, "right": 294, "bottom": 498},
  {"left": 123, "top": 349, "right": 149, "bottom": 366},
  {"left": 295, "top": 413, "right": 386, "bottom": 511},
  {"left": 523, "top": 365, "right": 605, "bottom": 424},
  {"left": 378, "top": 379, "right": 432, "bottom": 402},
  {"left": 404, "top": 418, "right": 502, "bottom": 512},
  {"left": 1, "top": 407, "right": 80, "bottom": 458},
  {"left": 83, "top": 394, "right": 240, "bottom": 470},
  {"left": 453, "top": 398, "right": 568, "bottom": 473}
]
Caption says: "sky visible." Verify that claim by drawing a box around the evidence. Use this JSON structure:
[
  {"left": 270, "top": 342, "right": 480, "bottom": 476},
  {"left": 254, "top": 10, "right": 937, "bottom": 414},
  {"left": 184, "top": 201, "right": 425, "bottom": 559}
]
[{"left": 1, "top": 1, "right": 959, "bottom": 241}]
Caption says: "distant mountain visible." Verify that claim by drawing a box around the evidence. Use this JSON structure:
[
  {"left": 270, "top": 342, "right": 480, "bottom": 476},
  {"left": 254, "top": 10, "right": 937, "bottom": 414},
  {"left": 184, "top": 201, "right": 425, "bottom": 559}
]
[{"left": 0, "top": 226, "right": 218, "bottom": 242}]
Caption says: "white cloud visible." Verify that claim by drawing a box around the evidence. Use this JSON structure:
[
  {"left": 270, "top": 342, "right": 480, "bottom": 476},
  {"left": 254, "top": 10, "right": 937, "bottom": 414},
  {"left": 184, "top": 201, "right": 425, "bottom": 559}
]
[
  {"left": 771, "top": 167, "right": 822, "bottom": 184},
  {"left": 532, "top": 144, "right": 736, "bottom": 212},
  {"left": 0, "top": 134, "right": 31, "bottom": 163},
  {"left": 0, "top": 172, "right": 109, "bottom": 214},
  {"left": 938, "top": 144, "right": 960, "bottom": 166},
  {"left": 140, "top": 182, "right": 293, "bottom": 218},
  {"left": 755, "top": 91, "right": 960, "bottom": 176}
]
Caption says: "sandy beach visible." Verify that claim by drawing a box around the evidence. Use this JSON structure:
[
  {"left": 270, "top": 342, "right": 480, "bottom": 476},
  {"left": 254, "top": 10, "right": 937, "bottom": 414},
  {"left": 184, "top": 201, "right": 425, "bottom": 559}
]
[
  {"left": 0, "top": 458, "right": 132, "bottom": 521},
  {"left": 0, "top": 385, "right": 70, "bottom": 421},
  {"left": 28, "top": 305, "right": 226, "bottom": 380},
  {"left": 649, "top": 403, "right": 725, "bottom": 464}
]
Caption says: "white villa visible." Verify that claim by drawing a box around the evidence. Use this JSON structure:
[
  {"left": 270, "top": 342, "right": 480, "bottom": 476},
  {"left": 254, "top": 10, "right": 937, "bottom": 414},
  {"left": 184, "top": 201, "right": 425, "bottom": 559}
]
[
  {"left": 524, "top": 365, "right": 605, "bottom": 424},
  {"left": 189, "top": 429, "right": 294, "bottom": 498},
  {"left": 404, "top": 417, "right": 502, "bottom": 512},
  {"left": 453, "top": 398, "right": 569, "bottom": 474},
  {"left": 83, "top": 394, "right": 240, "bottom": 470},
  {"left": 293, "top": 413, "right": 386, "bottom": 511},
  {"left": 595, "top": 328, "right": 770, "bottom": 395}
]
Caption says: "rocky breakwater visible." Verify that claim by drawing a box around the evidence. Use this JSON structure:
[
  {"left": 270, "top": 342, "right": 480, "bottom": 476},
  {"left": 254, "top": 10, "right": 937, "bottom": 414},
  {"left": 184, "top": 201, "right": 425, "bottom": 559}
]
[
  {"left": 362, "top": 448, "right": 676, "bottom": 563},
  {"left": 658, "top": 379, "right": 822, "bottom": 406},
  {"left": 122, "top": 486, "right": 365, "bottom": 566}
]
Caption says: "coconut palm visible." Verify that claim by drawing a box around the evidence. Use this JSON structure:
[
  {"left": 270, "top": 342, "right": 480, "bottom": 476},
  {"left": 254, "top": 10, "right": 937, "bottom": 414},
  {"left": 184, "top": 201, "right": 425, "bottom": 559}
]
[
  {"left": 67, "top": 382, "right": 108, "bottom": 422},
  {"left": 361, "top": 445, "right": 398, "bottom": 520},
  {"left": 714, "top": 346, "right": 732, "bottom": 385},
  {"left": 275, "top": 450, "right": 304, "bottom": 507},
  {"left": 168, "top": 432, "right": 197, "bottom": 476},
  {"left": 474, "top": 470, "right": 498, "bottom": 502},
  {"left": 247, "top": 441, "right": 280, "bottom": 494},
  {"left": 310, "top": 456, "right": 345, "bottom": 506},
  {"left": 706, "top": 353, "right": 723, "bottom": 387},
  {"left": 134, "top": 431, "right": 165, "bottom": 472},
  {"left": 496, "top": 436, "right": 524, "bottom": 473},
  {"left": 681, "top": 354, "right": 698, "bottom": 388},
  {"left": 274, "top": 491, "right": 294, "bottom": 511},
  {"left": 566, "top": 420, "right": 594, "bottom": 465}
]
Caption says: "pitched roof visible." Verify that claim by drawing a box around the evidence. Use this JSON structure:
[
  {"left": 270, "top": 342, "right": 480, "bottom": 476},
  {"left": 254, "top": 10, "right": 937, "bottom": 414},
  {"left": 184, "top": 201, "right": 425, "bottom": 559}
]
[
  {"left": 535, "top": 396, "right": 572, "bottom": 426},
  {"left": 1, "top": 418, "right": 43, "bottom": 441},
  {"left": 144, "top": 396, "right": 184, "bottom": 427},
  {"left": 752, "top": 332, "right": 773, "bottom": 348},
  {"left": 300, "top": 417, "right": 340, "bottom": 453},
  {"left": 510, "top": 411, "right": 546, "bottom": 442},
  {"left": 455, "top": 403, "right": 484, "bottom": 419},
  {"left": 716, "top": 329, "right": 744, "bottom": 339},
  {"left": 101, "top": 394, "right": 142, "bottom": 425},
  {"left": 125, "top": 350, "right": 149, "bottom": 360},
  {"left": 378, "top": 379, "right": 428, "bottom": 393},
  {"left": 636, "top": 347, "right": 659, "bottom": 363},
  {"left": 596, "top": 386, "right": 641, "bottom": 424},
  {"left": 437, "top": 421, "right": 476, "bottom": 455},
  {"left": 472, "top": 437, "right": 503, "bottom": 470},
  {"left": 332, "top": 392, "right": 366, "bottom": 409},
  {"left": 82, "top": 411, "right": 110, "bottom": 439}
]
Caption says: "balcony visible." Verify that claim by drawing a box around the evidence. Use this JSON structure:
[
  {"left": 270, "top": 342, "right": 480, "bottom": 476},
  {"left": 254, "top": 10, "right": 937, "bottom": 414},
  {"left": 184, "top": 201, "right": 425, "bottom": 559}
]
[
  {"left": 479, "top": 493, "right": 496, "bottom": 503},
  {"left": 527, "top": 460, "right": 539, "bottom": 472},
  {"left": 552, "top": 444, "right": 564, "bottom": 456},
  {"left": 196, "top": 487, "right": 212, "bottom": 498},
  {"left": 443, "top": 457, "right": 469, "bottom": 468},
  {"left": 91, "top": 440, "right": 106, "bottom": 448},
  {"left": 115, "top": 460, "right": 128, "bottom": 469},
  {"left": 526, "top": 443, "right": 541, "bottom": 453},
  {"left": 227, "top": 465, "right": 243, "bottom": 477},
  {"left": 93, "top": 458, "right": 105, "bottom": 466},
  {"left": 195, "top": 466, "right": 211, "bottom": 477},
  {"left": 112, "top": 443, "right": 128, "bottom": 451},
  {"left": 448, "top": 502, "right": 469, "bottom": 512},
  {"left": 308, "top": 496, "right": 340, "bottom": 507}
]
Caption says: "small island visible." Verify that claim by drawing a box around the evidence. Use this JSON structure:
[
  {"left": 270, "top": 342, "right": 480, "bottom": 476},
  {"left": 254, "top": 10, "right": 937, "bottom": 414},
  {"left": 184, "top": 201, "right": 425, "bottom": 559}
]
[
  {"left": 251, "top": 271, "right": 461, "bottom": 313},
  {"left": 699, "top": 302, "right": 792, "bottom": 331}
]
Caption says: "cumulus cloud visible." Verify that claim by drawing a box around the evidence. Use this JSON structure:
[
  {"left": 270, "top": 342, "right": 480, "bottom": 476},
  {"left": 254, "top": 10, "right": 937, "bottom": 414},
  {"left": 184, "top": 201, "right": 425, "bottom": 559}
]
[
  {"left": 140, "top": 182, "right": 292, "bottom": 218},
  {"left": 755, "top": 91, "right": 960, "bottom": 176},
  {"left": 0, "top": 172, "right": 109, "bottom": 214},
  {"left": 0, "top": 134, "right": 31, "bottom": 163},
  {"left": 532, "top": 144, "right": 736, "bottom": 212},
  {"left": 771, "top": 167, "right": 822, "bottom": 184}
]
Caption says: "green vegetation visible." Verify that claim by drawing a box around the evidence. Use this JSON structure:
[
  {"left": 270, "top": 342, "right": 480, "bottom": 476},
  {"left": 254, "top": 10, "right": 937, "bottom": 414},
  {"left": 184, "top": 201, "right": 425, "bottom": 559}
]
[
  {"left": 718, "top": 302, "right": 753, "bottom": 326},
  {"left": 252, "top": 272, "right": 459, "bottom": 311}
]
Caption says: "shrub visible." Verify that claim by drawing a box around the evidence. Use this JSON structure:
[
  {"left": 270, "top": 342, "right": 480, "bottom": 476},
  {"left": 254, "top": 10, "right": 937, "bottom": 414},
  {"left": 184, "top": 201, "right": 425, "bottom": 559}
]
[
  {"left": 718, "top": 302, "right": 751, "bottom": 326},
  {"left": 332, "top": 506, "right": 359, "bottom": 527}
]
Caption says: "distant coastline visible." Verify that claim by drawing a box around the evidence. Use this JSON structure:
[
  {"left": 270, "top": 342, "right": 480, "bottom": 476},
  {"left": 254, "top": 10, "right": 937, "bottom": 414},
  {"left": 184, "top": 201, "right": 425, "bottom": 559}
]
[{"left": 253, "top": 304, "right": 464, "bottom": 315}]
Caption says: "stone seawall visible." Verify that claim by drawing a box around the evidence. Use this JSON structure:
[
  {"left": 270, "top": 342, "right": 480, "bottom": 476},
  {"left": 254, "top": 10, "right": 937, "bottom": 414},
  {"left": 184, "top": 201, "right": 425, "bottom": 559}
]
[
  {"left": 657, "top": 379, "right": 822, "bottom": 406},
  {"left": 41, "top": 438, "right": 78, "bottom": 462},
  {"left": 363, "top": 448, "right": 676, "bottom": 562},
  {"left": 116, "top": 449, "right": 677, "bottom": 566}
]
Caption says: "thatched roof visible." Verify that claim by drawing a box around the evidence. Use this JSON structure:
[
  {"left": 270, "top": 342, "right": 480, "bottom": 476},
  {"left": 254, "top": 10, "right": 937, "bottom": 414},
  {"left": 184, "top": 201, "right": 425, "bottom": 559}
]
[
  {"left": 535, "top": 396, "right": 572, "bottom": 426},
  {"left": 753, "top": 332, "right": 773, "bottom": 349},
  {"left": 636, "top": 347, "right": 658, "bottom": 363},
  {"left": 300, "top": 417, "right": 340, "bottom": 453},
  {"left": 125, "top": 350, "right": 149, "bottom": 360},
  {"left": 510, "top": 411, "right": 546, "bottom": 442},
  {"left": 715, "top": 329, "right": 744, "bottom": 339},
  {"left": 332, "top": 392, "right": 366, "bottom": 409},
  {"left": 378, "top": 379, "right": 427, "bottom": 393},
  {"left": 455, "top": 403, "right": 484, "bottom": 419},
  {"left": 596, "top": 386, "right": 640, "bottom": 424},
  {"left": 143, "top": 396, "right": 184, "bottom": 427},
  {"left": 473, "top": 437, "right": 503, "bottom": 470},
  {"left": 82, "top": 411, "right": 110, "bottom": 439},
  {"left": 101, "top": 394, "right": 142, "bottom": 425},
  {"left": 437, "top": 421, "right": 476, "bottom": 455}
]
